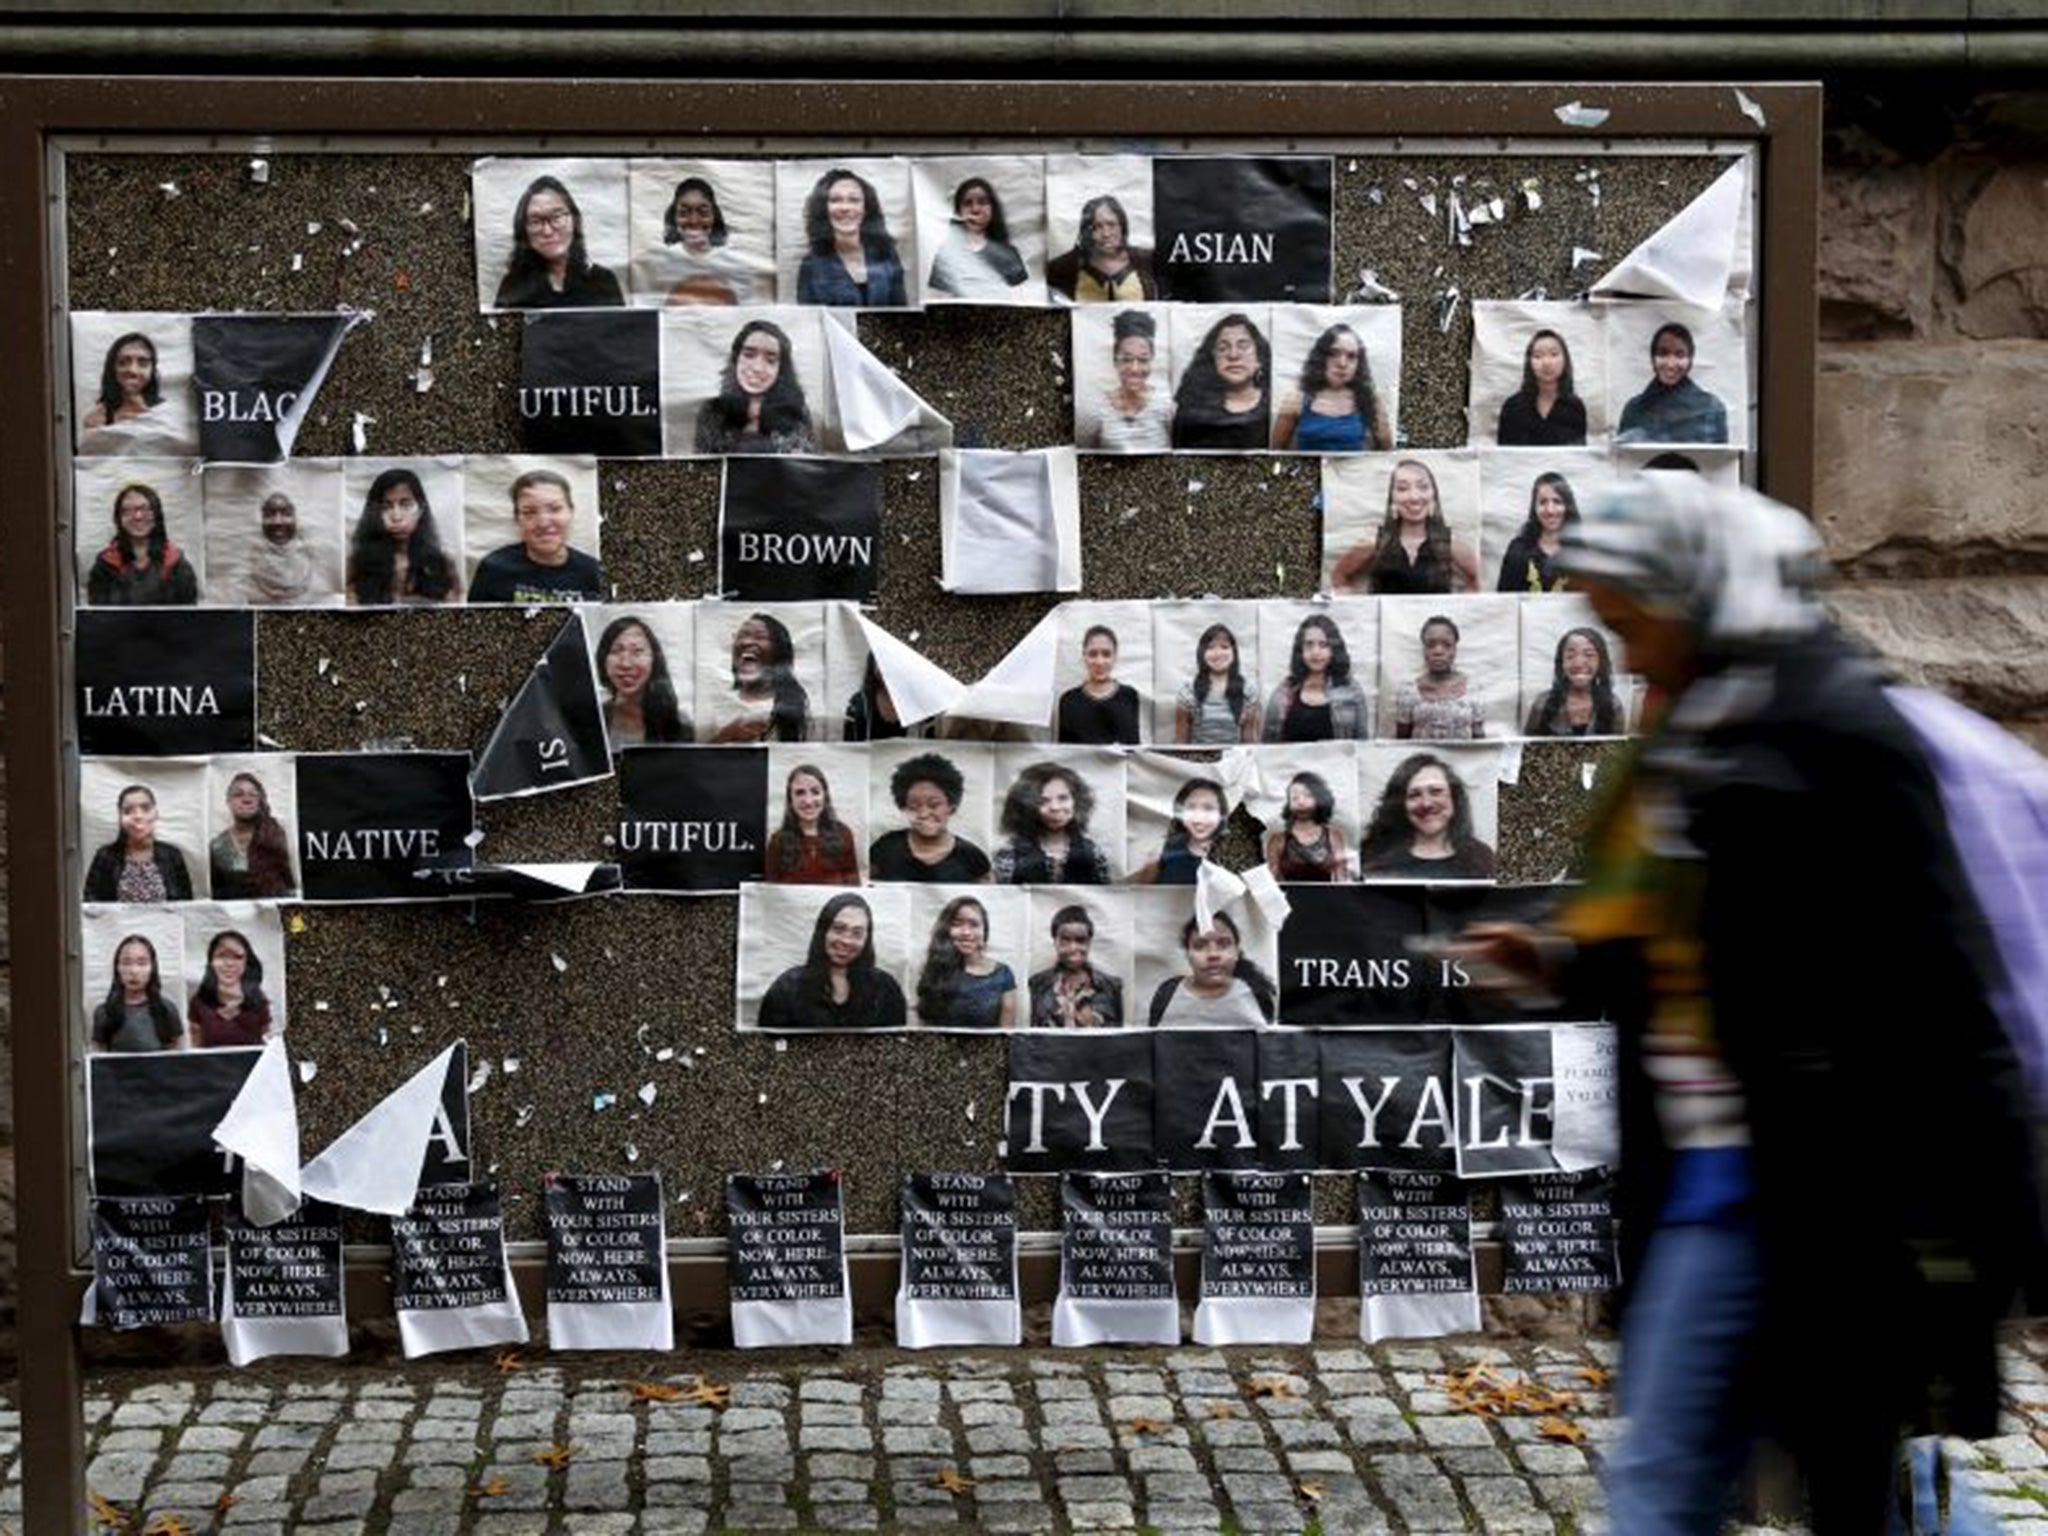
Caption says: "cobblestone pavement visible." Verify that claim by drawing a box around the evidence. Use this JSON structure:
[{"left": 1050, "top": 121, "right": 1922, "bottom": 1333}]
[{"left": 12, "top": 1324, "right": 2048, "bottom": 1533}]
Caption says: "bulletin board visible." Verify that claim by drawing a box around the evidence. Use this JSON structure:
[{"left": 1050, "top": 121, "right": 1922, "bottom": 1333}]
[{"left": 0, "top": 75, "right": 1819, "bottom": 1535}]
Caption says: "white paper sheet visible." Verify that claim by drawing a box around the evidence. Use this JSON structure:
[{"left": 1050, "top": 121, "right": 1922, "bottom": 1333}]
[
  {"left": 1592, "top": 159, "right": 1750, "bottom": 308},
  {"left": 211, "top": 1037, "right": 302, "bottom": 1226},
  {"left": 940, "top": 448, "right": 1081, "bottom": 595},
  {"left": 951, "top": 607, "right": 1062, "bottom": 727},
  {"left": 854, "top": 612, "right": 966, "bottom": 727},
  {"left": 823, "top": 317, "right": 953, "bottom": 454},
  {"left": 300, "top": 1042, "right": 461, "bottom": 1216}
]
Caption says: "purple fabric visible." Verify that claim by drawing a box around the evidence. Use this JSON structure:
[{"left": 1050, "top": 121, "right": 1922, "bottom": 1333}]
[{"left": 1886, "top": 685, "right": 2048, "bottom": 1114}]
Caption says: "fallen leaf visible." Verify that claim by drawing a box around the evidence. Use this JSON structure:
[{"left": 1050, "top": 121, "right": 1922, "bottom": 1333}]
[
  {"left": 1443, "top": 1365, "right": 1578, "bottom": 1418},
  {"left": 932, "top": 1468, "right": 976, "bottom": 1493},
  {"left": 1298, "top": 1480, "right": 1327, "bottom": 1503},
  {"left": 1536, "top": 1415, "right": 1588, "bottom": 1445},
  {"left": 215, "top": 1492, "right": 239, "bottom": 1513},
  {"left": 626, "top": 1381, "right": 687, "bottom": 1402},
  {"left": 1248, "top": 1378, "right": 1297, "bottom": 1400},
  {"left": 87, "top": 1493, "right": 131, "bottom": 1531},
  {"left": 140, "top": 1517, "right": 191, "bottom": 1536},
  {"left": 1126, "top": 1415, "right": 1172, "bottom": 1438},
  {"left": 494, "top": 1350, "right": 525, "bottom": 1373},
  {"left": 681, "top": 1377, "right": 731, "bottom": 1409},
  {"left": 470, "top": 1477, "right": 510, "bottom": 1498},
  {"left": 531, "top": 1443, "right": 577, "bottom": 1470},
  {"left": 1577, "top": 1367, "right": 1612, "bottom": 1389},
  {"left": 1206, "top": 1401, "right": 1242, "bottom": 1420}
]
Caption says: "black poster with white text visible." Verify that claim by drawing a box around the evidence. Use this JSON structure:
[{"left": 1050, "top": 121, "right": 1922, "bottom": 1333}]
[
  {"left": 192, "top": 314, "right": 351, "bottom": 463},
  {"left": 1318, "top": 1029, "right": 1458, "bottom": 1174},
  {"left": 1256, "top": 1030, "right": 1324, "bottom": 1171},
  {"left": 1428, "top": 886, "right": 1569, "bottom": 1025},
  {"left": 721, "top": 457, "right": 883, "bottom": 603},
  {"left": 1450, "top": 1026, "right": 1557, "bottom": 1178},
  {"left": 544, "top": 1173, "right": 666, "bottom": 1305},
  {"left": 616, "top": 746, "right": 767, "bottom": 892},
  {"left": 226, "top": 1200, "right": 345, "bottom": 1320},
  {"left": 295, "top": 752, "right": 475, "bottom": 901},
  {"left": 898, "top": 1172, "right": 1021, "bottom": 1348},
  {"left": 1195, "top": 1169, "right": 1316, "bottom": 1345},
  {"left": 1153, "top": 157, "right": 1334, "bottom": 303},
  {"left": 88, "top": 1048, "right": 263, "bottom": 1199},
  {"left": 1358, "top": 1169, "right": 1480, "bottom": 1341},
  {"left": 520, "top": 311, "right": 662, "bottom": 457},
  {"left": 472, "top": 615, "right": 612, "bottom": 801},
  {"left": 1052, "top": 1170, "right": 1179, "bottom": 1346},
  {"left": 1500, "top": 1168, "right": 1619, "bottom": 1294},
  {"left": 91, "top": 1194, "right": 214, "bottom": 1329},
  {"left": 1280, "top": 887, "right": 1432, "bottom": 1025},
  {"left": 390, "top": 1181, "right": 512, "bottom": 1311},
  {"left": 1154, "top": 1030, "right": 1261, "bottom": 1172},
  {"left": 726, "top": 1169, "right": 852, "bottom": 1347},
  {"left": 1004, "top": 1032, "right": 1156, "bottom": 1173},
  {"left": 77, "top": 609, "right": 255, "bottom": 757}
]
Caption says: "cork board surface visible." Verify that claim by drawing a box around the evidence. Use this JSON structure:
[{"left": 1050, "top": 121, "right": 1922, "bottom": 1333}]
[{"left": 68, "top": 148, "right": 1719, "bottom": 1235}]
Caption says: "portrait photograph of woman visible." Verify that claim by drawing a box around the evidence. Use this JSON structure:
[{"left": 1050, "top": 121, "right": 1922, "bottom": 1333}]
[
  {"left": 1607, "top": 301, "right": 1747, "bottom": 448},
  {"left": 695, "top": 603, "right": 824, "bottom": 743},
  {"left": 991, "top": 751, "right": 1123, "bottom": 885},
  {"left": 1324, "top": 452, "right": 1481, "bottom": 596},
  {"left": 1054, "top": 603, "right": 1151, "bottom": 746},
  {"left": 1268, "top": 306, "right": 1400, "bottom": 454},
  {"left": 1136, "top": 898, "right": 1279, "bottom": 1029},
  {"left": 342, "top": 458, "right": 464, "bottom": 607},
  {"left": 1518, "top": 598, "right": 1632, "bottom": 738},
  {"left": 1169, "top": 306, "right": 1273, "bottom": 451},
  {"left": 764, "top": 747, "right": 867, "bottom": 886},
  {"left": 1378, "top": 596, "right": 1519, "bottom": 743},
  {"left": 663, "top": 307, "right": 831, "bottom": 459},
  {"left": 778, "top": 159, "right": 915, "bottom": 309},
  {"left": 1467, "top": 301, "right": 1605, "bottom": 448},
  {"left": 625, "top": 158, "right": 775, "bottom": 308},
  {"left": 81, "top": 759, "right": 208, "bottom": 904},
  {"left": 180, "top": 905, "right": 288, "bottom": 1049},
  {"left": 1257, "top": 603, "right": 1376, "bottom": 743},
  {"left": 86, "top": 927, "right": 187, "bottom": 1055},
  {"left": 76, "top": 471, "right": 204, "bottom": 608},
  {"left": 1249, "top": 742, "right": 1359, "bottom": 884},
  {"left": 1153, "top": 603, "right": 1261, "bottom": 744},
  {"left": 71, "top": 312, "right": 198, "bottom": 456},
  {"left": 464, "top": 458, "right": 603, "bottom": 604},
  {"left": 473, "top": 158, "right": 630, "bottom": 311},
  {"left": 1025, "top": 892, "right": 1132, "bottom": 1029},
  {"left": 585, "top": 605, "right": 694, "bottom": 749},
  {"left": 866, "top": 745, "right": 996, "bottom": 884},
  {"left": 1478, "top": 452, "right": 1610, "bottom": 597},
  {"left": 206, "top": 759, "right": 298, "bottom": 900},
  {"left": 1044, "top": 155, "right": 1157, "bottom": 303},
  {"left": 202, "top": 461, "right": 346, "bottom": 608},
  {"left": 1126, "top": 757, "right": 1231, "bottom": 887},
  {"left": 913, "top": 157, "right": 1044, "bottom": 306},
  {"left": 1071, "top": 306, "right": 1175, "bottom": 453},
  {"left": 909, "top": 886, "right": 1026, "bottom": 1030},
  {"left": 1356, "top": 746, "right": 1501, "bottom": 881},
  {"left": 742, "top": 885, "right": 909, "bottom": 1031}
]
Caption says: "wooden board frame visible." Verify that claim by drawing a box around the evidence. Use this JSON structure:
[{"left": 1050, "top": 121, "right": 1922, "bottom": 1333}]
[{"left": 0, "top": 76, "right": 1819, "bottom": 1534}]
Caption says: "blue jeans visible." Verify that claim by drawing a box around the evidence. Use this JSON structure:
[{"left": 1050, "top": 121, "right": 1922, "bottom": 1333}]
[{"left": 1605, "top": 1216, "right": 1767, "bottom": 1536}]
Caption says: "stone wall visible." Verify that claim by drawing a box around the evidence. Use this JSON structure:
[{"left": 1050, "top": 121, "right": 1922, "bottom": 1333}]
[{"left": 1816, "top": 89, "right": 2048, "bottom": 748}]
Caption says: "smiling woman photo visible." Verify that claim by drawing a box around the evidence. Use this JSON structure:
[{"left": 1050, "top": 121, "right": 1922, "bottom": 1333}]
[
  {"left": 712, "top": 611, "right": 809, "bottom": 743},
  {"left": 1332, "top": 458, "right": 1479, "bottom": 595},
  {"left": 1359, "top": 752, "right": 1496, "bottom": 878},
  {"left": 757, "top": 892, "right": 906, "bottom": 1030},
  {"left": 495, "top": 175, "right": 624, "bottom": 309},
  {"left": 694, "top": 318, "right": 814, "bottom": 455},
  {"left": 596, "top": 615, "right": 690, "bottom": 747},
  {"left": 868, "top": 752, "right": 991, "bottom": 883},
  {"left": 82, "top": 331, "right": 162, "bottom": 430},
  {"left": 187, "top": 929, "right": 275, "bottom": 1049},
  {"left": 765, "top": 763, "right": 862, "bottom": 885},
  {"left": 1525, "top": 626, "right": 1622, "bottom": 737},
  {"left": 86, "top": 481, "right": 200, "bottom": 606},
  {"left": 1087, "top": 309, "right": 1175, "bottom": 452},
  {"left": 1262, "top": 615, "right": 1370, "bottom": 742},
  {"left": 914, "top": 895, "right": 1018, "bottom": 1029},
  {"left": 797, "top": 168, "right": 907, "bottom": 307},
  {"left": 469, "top": 468, "right": 601, "bottom": 604},
  {"left": 1617, "top": 321, "right": 1729, "bottom": 444},
  {"left": 1027, "top": 904, "right": 1124, "bottom": 1028},
  {"left": 1496, "top": 472, "right": 1581, "bottom": 594},
  {"left": 661, "top": 176, "right": 756, "bottom": 307}
]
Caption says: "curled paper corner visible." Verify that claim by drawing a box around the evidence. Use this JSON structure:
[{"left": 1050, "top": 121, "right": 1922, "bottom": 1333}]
[
  {"left": 1734, "top": 89, "right": 1767, "bottom": 128},
  {"left": 1193, "top": 859, "right": 1250, "bottom": 937},
  {"left": 1239, "top": 865, "right": 1294, "bottom": 931},
  {"left": 1554, "top": 101, "right": 1611, "bottom": 130}
]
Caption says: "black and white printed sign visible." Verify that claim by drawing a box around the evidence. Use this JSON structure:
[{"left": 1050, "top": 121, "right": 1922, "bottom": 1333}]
[
  {"left": 520, "top": 311, "right": 662, "bottom": 457},
  {"left": 1280, "top": 888, "right": 1433, "bottom": 1025},
  {"left": 222, "top": 1199, "right": 348, "bottom": 1365},
  {"left": 90, "top": 1194, "right": 214, "bottom": 1329},
  {"left": 1357, "top": 1170, "right": 1480, "bottom": 1342},
  {"left": 1450, "top": 1026, "right": 1558, "bottom": 1178},
  {"left": 616, "top": 746, "right": 767, "bottom": 893},
  {"left": 1256, "top": 1032, "right": 1324, "bottom": 1171},
  {"left": 896, "top": 1172, "right": 1021, "bottom": 1348},
  {"left": 726, "top": 1170, "right": 853, "bottom": 1348},
  {"left": 88, "top": 1048, "right": 264, "bottom": 1199},
  {"left": 1153, "top": 157, "right": 1334, "bottom": 302},
  {"left": 1500, "top": 1168, "right": 1619, "bottom": 1295},
  {"left": 1318, "top": 1030, "right": 1457, "bottom": 1174},
  {"left": 1004, "top": 1033, "right": 1156, "bottom": 1173},
  {"left": 389, "top": 1181, "right": 529, "bottom": 1359},
  {"left": 1154, "top": 1031, "right": 1261, "bottom": 1172},
  {"left": 77, "top": 609, "right": 256, "bottom": 757},
  {"left": 1428, "top": 887, "right": 1570, "bottom": 1026},
  {"left": 1051, "top": 1170, "right": 1179, "bottom": 1347},
  {"left": 472, "top": 615, "right": 613, "bottom": 801},
  {"left": 544, "top": 1172, "right": 672, "bottom": 1351},
  {"left": 295, "top": 752, "right": 476, "bottom": 901},
  {"left": 1194, "top": 1170, "right": 1315, "bottom": 1345},
  {"left": 721, "top": 458, "right": 883, "bottom": 603},
  {"left": 191, "top": 314, "right": 352, "bottom": 463}
]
